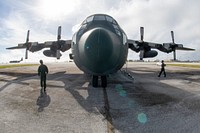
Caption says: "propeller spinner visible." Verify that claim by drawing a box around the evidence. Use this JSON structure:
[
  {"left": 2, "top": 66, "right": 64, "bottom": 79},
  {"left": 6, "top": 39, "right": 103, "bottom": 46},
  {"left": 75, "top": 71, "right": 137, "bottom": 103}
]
[{"left": 135, "top": 27, "right": 157, "bottom": 60}]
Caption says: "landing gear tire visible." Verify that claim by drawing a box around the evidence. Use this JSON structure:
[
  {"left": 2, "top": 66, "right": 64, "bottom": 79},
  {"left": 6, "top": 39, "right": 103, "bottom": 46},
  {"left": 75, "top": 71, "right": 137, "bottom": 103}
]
[
  {"left": 101, "top": 76, "right": 107, "bottom": 88},
  {"left": 92, "top": 75, "right": 98, "bottom": 87}
]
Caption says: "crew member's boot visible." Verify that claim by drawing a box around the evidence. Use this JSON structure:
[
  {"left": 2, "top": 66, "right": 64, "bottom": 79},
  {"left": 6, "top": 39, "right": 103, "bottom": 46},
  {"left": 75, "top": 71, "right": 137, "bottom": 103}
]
[{"left": 44, "top": 88, "right": 46, "bottom": 94}]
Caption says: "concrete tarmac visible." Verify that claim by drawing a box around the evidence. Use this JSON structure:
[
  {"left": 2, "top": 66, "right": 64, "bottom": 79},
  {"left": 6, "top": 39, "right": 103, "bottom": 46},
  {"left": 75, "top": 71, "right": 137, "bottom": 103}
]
[{"left": 0, "top": 62, "right": 200, "bottom": 133}]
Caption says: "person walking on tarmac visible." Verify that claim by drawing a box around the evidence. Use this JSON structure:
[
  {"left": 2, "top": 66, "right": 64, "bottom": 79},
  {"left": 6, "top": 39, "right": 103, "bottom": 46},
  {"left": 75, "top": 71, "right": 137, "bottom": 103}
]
[
  {"left": 38, "top": 60, "right": 48, "bottom": 94},
  {"left": 158, "top": 60, "right": 166, "bottom": 77}
]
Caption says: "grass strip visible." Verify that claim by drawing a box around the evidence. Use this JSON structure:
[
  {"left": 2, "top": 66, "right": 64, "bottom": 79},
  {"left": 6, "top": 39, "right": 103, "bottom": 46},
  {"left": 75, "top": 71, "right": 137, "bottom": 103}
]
[
  {"left": 167, "top": 63, "right": 200, "bottom": 68},
  {"left": 0, "top": 64, "right": 38, "bottom": 69}
]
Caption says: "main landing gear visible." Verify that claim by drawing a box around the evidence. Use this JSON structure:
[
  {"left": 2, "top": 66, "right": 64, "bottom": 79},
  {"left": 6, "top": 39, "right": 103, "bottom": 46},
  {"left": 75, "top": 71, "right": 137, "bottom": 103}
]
[{"left": 92, "top": 75, "right": 107, "bottom": 88}]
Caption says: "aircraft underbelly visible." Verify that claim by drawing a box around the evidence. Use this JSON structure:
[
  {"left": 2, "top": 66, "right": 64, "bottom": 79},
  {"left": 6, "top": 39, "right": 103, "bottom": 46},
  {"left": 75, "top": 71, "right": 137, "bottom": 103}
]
[{"left": 73, "top": 28, "right": 128, "bottom": 75}]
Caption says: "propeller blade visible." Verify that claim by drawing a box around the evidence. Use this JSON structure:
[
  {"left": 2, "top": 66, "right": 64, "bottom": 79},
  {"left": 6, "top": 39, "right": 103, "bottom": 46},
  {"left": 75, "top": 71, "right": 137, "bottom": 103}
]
[
  {"left": 171, "top": 31, "right": 175, "bottom": 43},
  {"left": 173, "top": 50, "right": 176, "bottom": 61},
  {"left": 26, "top": 30, "right": 30, "bottom": 43},
  {"left": 25, "top": 30, "right": 30, "bottom": 59},
  {"left": 57, "top": 26, "right": 61, "bottom": 41},
  {"left": 25, "top": 49, "right": 28, "bottom": 59},
  {"left": 139, "top": 50, "right": 144, "bottom": 60},
  {"left": 140, "top": 27, "right": 144, "bottom": 42},
  {"left": 56, "top": 50, "right": 61, "bottom": 59}
]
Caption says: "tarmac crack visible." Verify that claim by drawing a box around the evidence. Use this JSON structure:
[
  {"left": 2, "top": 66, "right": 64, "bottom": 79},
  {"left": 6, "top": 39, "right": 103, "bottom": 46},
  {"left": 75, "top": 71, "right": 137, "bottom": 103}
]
[{"left": 103, "top": 87, "right": 115, "bottom": 133}]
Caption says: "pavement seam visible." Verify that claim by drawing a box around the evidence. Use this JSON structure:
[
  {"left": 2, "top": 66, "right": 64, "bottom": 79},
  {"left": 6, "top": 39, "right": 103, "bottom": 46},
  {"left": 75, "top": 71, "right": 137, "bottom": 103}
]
[{"left": 103, "top": 87, "right": 115, "bottom": 133}]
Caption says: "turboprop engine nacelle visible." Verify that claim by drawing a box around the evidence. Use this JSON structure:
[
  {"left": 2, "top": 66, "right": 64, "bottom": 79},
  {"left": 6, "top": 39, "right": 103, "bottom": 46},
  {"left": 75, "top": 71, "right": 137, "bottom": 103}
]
[
  {"left": 143, "top": 50, "right": 158, "bottom": 58},
  {"left": 43, "top": 50, "right": 57, "bottom": 57}
]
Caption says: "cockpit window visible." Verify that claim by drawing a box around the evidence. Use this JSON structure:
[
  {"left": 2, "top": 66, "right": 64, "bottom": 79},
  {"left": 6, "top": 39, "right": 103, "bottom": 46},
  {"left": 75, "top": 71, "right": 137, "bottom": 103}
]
[
  {"left": 93, "top": 15, "right": 106, "bottom": 21},
  {"left": 106, "top": 16, "right": 113, "bottom": 22},
  {"left": 81, "top": 14, "right": 122, "bottom": 36},
  {"left": 86, "top": 16, "right": 94, "bottom": 22},
  {"left": 82, "top": 20, "right": 87, "bottom": 24},
  {"left": 83, "top": 14, "right": 119, "bottom": 25},
  {"left": 105, "top": 16, "right": 117, "bottom": 24},
  {"left": 112, "top": 20, "right": 117, "bottom": 24},
  {"left": 78, "top": 23, "right": 87, "bottom": 36},
  {"left": 113, "top": 24, "right": 119, "bottom": 30}
]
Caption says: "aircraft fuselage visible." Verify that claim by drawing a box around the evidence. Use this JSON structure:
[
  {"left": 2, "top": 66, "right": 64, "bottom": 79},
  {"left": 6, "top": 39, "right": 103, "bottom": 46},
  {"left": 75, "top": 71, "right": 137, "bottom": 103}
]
[{"left": 71, "top": 14, "right": 128, "bottom": 76}]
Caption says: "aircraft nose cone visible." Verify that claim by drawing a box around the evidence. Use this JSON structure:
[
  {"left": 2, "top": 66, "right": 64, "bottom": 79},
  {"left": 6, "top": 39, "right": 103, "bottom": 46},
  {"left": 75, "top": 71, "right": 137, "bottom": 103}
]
[
  {"left": 79, "top": 28, "right": 118, "bottom": 74},
  {"left": 85, "top": 28, "right": 113, "bottom": 62}
]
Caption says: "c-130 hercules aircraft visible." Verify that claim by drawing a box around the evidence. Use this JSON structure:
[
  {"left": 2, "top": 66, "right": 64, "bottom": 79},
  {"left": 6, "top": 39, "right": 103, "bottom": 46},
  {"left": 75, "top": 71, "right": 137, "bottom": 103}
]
[{"left": 7, "top": 14, "right": 194, "bottom": 87}]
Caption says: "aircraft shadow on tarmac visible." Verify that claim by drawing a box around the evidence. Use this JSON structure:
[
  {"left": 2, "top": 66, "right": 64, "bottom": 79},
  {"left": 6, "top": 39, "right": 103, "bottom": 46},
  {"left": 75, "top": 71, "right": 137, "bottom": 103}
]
[
  {"left": 47, "top": 69, "right": 200, "bottom": 132},
  {"left": 127, "top": 67, "right": 200, "bottom": 107},
  {"left": 59, "top": 73, "right": 103, "bottom": 114},
  {"left": 1, "top": 69, "right": 200, "bottom": 132},
  {"left": 4, "top": 68, "right": 199, "bottom": 109},
  {"left": 1, "top": 69, "right": 200, "bottom": 106},
  {"left": 0, "top": 71, "right": 67, "bottom": 92},
  {"left": 0, "top": 71, "right": 37, "bottom": 92}
]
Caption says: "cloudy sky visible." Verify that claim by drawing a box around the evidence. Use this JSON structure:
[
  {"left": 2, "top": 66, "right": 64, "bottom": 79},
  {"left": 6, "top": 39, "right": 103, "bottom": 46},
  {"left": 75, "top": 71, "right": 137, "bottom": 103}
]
[{"left": 0, "top": 0, "right": 199, "bottom": 63}]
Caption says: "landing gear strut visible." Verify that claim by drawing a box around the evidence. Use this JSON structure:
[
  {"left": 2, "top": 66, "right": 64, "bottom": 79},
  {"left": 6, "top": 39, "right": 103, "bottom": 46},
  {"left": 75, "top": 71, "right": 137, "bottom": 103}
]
[
  {"left": 92, "top": 75, "right": 107, "bottom": 88},
  {"left": 92, "top": 75, "right": 98, "bottom": 87},
  {"left": 101, "top": 76, "right": 107, "bottom": 88}
]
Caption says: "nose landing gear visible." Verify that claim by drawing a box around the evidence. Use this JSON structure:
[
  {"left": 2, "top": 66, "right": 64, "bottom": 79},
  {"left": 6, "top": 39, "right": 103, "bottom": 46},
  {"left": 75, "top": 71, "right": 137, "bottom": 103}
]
[{"left": 92, "top": 75, "right": 107, "bottom": 88}]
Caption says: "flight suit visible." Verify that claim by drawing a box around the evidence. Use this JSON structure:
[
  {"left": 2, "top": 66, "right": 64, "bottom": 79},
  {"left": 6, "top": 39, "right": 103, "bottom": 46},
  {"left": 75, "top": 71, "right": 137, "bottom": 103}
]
[
  {"left": 158, "top": 62, "right": 166, "bottom": 77},
  {"left": 38, "top": 64, "right": 48, "bottom": 92}
]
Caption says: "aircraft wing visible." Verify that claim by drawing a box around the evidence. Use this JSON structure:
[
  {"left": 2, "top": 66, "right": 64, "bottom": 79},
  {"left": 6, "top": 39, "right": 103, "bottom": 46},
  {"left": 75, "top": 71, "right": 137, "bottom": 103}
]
[
  {"left": 6, "top": 26, "right": 72, "bottom": 59},
  {"left": 176, "top": 47, "right": 195, "bottom": 51},
  {"left": 128, "top": 39, "right": 164, "bottom": 60},
  {"left": 128, "top": 27, "right": 195, "bottom": 61},
  {"left": 147, "top": 42, "right": 173, "bottom": 53},
  {"left": 127, "top": 27, "right": 170, "bottom": 60},
  {"left": 127, "top": 39, "right": 139, "bottom": 52},
  {"left": 43, "top": 40, "right": 72, "bottom": 52},
  {"left": 162, "top": 43, "right": 195, "bottom": 52},
  {"left": 128, "top": 39, "right": 163, "bottom": 51},
  {"left": 6, "top": 46, "right": 26, "bottom": 49},
  {"left": 6, "top": 42, "right": 38, "bottom": 50},
  {"left": 7, "top": 40, "right": 71, "bottom": 59},
  {"left": 41, "top": 40, "right": 71, "bottom": 59},
  {"left": 145, "top": 42, "right": 163, "bottom": 49}
]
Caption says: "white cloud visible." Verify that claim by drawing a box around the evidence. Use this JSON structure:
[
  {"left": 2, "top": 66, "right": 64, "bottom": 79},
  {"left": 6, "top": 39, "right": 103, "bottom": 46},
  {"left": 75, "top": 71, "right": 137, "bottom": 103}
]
[{"left": 0, "top": 0, "right": 200, "bottom": 63}]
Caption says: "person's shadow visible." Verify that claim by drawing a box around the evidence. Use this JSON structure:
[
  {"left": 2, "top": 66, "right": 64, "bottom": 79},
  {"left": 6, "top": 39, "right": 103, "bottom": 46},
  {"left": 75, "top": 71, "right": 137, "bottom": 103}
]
[{"left": 36, "top": 91, "right": 51, "bottom": 112}]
